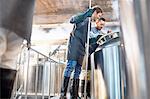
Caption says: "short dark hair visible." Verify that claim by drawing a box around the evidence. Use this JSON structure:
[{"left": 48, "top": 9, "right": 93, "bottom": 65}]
[
  {"left": 98, "top": 17, "right": 105, "bottom": 21},
  {"left": 92, "top": 5, "right": 103, "bottom": 13}
]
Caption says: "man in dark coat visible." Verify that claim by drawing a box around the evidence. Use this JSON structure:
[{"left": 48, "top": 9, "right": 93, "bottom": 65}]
[
  {"left": 0, "top": 0, "right": 35, "bottom": 98},
  {"left": 60, "top": 6, "right": 103, "bottom": 99}
]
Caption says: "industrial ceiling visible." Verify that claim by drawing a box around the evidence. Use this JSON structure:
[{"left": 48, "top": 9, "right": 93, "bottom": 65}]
[{"left": 33, "top": 0, "right": 116, "bottom": 24}]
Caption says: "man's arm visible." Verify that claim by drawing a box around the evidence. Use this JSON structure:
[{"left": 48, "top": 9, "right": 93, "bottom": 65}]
[{"left": 70, "top": 9, "right": 94, "bottom": 24}]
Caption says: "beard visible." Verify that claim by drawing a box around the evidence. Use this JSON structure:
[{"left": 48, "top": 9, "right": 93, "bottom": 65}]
[{"left": 96, "top": 27, "right": 102, "bottom": 30}]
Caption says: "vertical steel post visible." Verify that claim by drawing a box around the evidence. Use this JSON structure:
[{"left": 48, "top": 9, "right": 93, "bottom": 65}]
[{"left": 84, "top": 0, "right": 91, "bottom": 98}]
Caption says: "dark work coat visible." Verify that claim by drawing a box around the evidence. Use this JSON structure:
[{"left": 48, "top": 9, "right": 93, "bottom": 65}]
[
  {"left": 0, "top": 0, "right": 35, "bottom": 43},
  {"left": 67, "top": 9, "right": 93, "bottom": 65}
]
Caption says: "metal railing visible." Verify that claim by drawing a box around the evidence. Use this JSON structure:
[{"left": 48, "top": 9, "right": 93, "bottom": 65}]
[{"left": 12, "top": 45, "right": 66, "bottom": 99}]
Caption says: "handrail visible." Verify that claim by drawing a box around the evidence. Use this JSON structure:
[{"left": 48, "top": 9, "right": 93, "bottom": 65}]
[
  {"left": 13, "top": 44, "right": 66, "bottom": 99},
  {"left": 23, "top": 44, "right": 66, "bottom": 65}
]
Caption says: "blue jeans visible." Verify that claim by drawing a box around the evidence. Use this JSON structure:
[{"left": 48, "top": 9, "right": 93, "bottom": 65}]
[{"left": 64, "top": 60, "right": 82, "bottom": 79}]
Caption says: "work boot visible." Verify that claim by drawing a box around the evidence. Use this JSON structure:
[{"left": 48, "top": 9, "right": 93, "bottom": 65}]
[
  {"left": 0, "top": 68, "right": 17, "bottom": 99},
  {"left": 80, "top": 80, "right": 91, "bottom": 98},
  {"left": 70, "top": 78, "right": 80, "bottom": 99},
  {"left": 60, "top": 77, "right": 70, "bottom": 99},
  {"left": 86, "top": 80, "right": 91, "bottom": 98},
  {"left": 81, "top": 80, "right": 85, "bottom": 97}
]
